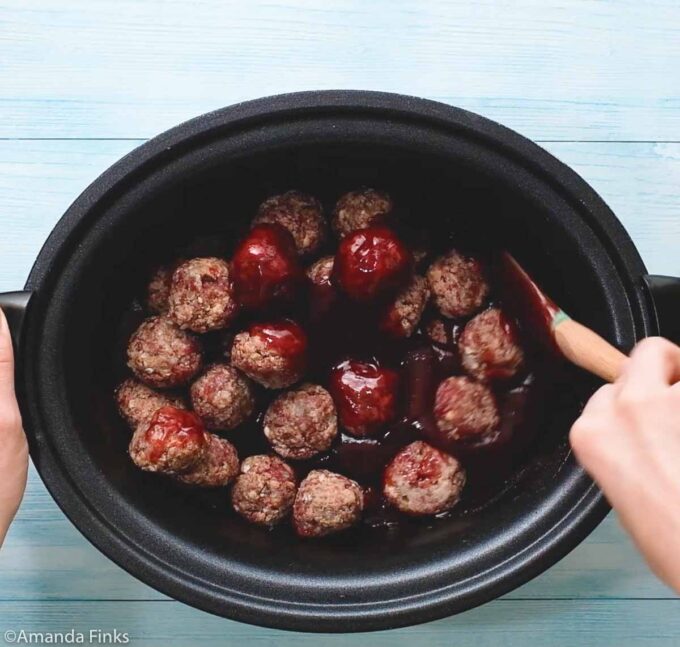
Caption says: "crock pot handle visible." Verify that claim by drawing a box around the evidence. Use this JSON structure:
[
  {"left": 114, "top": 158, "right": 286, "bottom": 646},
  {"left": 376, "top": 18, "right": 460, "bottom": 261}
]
[
  {"left": 0, "top": 291, "right": 33, "bottom": 352},
  {"left": 643, "top": 275, "right": 680, "bottom": 346}
]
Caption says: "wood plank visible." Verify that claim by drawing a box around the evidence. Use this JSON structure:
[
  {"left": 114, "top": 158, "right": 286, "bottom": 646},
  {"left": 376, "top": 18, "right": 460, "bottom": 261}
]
[
  {"left": 0, "top": 600, "right": 678, "bottom": 645},
  {"left": 1, "top": 0, "right": 679, "bottom": 140}
]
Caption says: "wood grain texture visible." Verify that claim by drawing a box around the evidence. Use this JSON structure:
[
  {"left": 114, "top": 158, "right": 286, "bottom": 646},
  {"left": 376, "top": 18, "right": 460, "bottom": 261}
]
[
  {"left": 1, "top": 0, "right": 679, "bottom": 140},
  {"left": 554, "top": 318, "right": 628, "bottom": 382},
  {"left": 1, "top": 600, "right": 680, "bottom": 646}
]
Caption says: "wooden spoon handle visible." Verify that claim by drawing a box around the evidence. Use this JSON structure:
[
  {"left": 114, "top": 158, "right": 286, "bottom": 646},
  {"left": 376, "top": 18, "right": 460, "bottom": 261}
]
[{"left": 553, "top": 318, "right": 628, "bottom": 383}]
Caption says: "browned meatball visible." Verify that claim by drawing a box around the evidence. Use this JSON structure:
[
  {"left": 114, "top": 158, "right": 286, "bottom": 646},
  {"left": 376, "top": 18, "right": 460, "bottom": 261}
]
[
  {"left": 331, "top": 189, "right": 393, "bottom": 238},
  {"left": 253, "top": 191, "right": 326, "bottom": 256},
  {"left": 129, "top": 406, "right": 207, "bottom": 474},
  {"left": 168, "top": 257, "right": 238, "bottom": 333},
  {"left": 434, "top": 376, "right": 499, "bottom": 442},
  {"left": 263, "top": 384, "right": 338, "bottom": 460},
  {"left": 127, "top": 316, "right": 202, "bottom": 388},
  {"left": 230, "top": 320, "right": 307, "bottom": 389},
  {"left": 115, "top": 378, "right": 185, "bottom": 429},
  {"left": 306, "top": 255, "right": 334, "bottom": 286},
  {"left": 293, "top": 470, "right": 364, "bottom": 538},
  {"left": 147, "top": 264, "right": 174, "bottom": 314},
  {"left": 231, "top": 455, "right": 297, "bottom": 526},
  {"left": 190, "top": 364, "right": 255, "bottom": 430},
  {"left": 379, "top": 275, "right": 430, "bottom": 338},
  {"left": 425, "top": 317, "right": 449, "bottom": 346},
  {"left": 427, "top": 250, "right": 489, "bottom": 319},
  {"left": 459, "top": 307, "right": 524, "bottom": 382},
  {"left": 177, "top": 433, "right": 240, "bottom": 487},
  {"left": 383, "top": 441, "right": 466, "bottom": 515}
]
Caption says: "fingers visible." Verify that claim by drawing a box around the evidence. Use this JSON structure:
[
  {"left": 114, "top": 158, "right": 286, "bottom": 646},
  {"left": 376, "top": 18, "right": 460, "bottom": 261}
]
[
  {"left": 0, "top": 309, "right": 16, "bottom": 401},
  {"left": 581, "top": 383, "right": 616, "bottom": 415},
  {"left": 617, "top": 337, "right": 680, "bottom": 397}
]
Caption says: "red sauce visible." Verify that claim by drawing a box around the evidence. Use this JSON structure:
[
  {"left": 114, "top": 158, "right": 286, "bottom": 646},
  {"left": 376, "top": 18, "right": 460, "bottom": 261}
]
[
  {"left": 231, "top": 223, "right": 304, "bottom": 309},
  {"left": 332, "top": 226, "right": 413, "bottom": 301},
  {"left": 144, "top": 406, "right": 206, "bottom": 464},
  {"left": 328, "top": 359, "right": 399, "bottom": 437},
  {"left": 249, "top": 320, "right": 307, "bottom": 358}
]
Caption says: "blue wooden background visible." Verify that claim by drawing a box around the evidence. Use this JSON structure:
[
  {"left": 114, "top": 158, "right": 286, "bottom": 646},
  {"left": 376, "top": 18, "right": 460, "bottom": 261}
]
[{"left": 1, "top": 1, "right": 679, "bottom": 644}]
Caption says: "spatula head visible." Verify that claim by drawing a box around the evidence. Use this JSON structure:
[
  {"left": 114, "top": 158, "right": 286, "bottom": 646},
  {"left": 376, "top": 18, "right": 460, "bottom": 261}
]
[{"left": 496, "top": 251, "right": 567, "bottom": 352}]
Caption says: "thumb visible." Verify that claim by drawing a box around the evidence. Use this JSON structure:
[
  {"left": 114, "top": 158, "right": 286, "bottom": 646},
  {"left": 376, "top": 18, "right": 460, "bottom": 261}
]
[
  {"left": 0, "top": 308, "right": 16, "bottom": 402},
  {"left": 0, "top": 307, "right": 27, "bottom": 545}
]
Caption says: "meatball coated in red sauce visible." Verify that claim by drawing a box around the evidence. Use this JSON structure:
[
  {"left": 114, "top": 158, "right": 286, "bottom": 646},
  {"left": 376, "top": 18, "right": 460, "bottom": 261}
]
[
  {"left": 167, "top": 257, "right": 238, "bottom": 333},
  {"left": 331, "top": 189, "right": 393, "bottom": 239},
  {"left": 459, "top": 307, "right": 525, "bottom": 382},
  {"left": 427, "top": 250, "right": 490, "bottom": 318},
  {"left": 176, "top": 433, "right": 240, "bottom": 487},
  {"left": 231, "top": 223, "right": 304, "bottom": 310},
  {"left": 383, "top": 441, "right": 466, "bottom": 516},
  {"left": 115, "top": 378, "right": 185, "bottom": 429},
  {"left": 333, "top": 226, "right": 413, "bottom": 302},
  {"left": 190, "top": 364, "right": 255, "bottom": 431},
  {"left": 379, "top": 274, "right": 430, "bottom": 338},
  {"left": 263, "top": 384, "right": 338, "bottom": 460},
  {"left": 129, "top": 406, "right": 207, "bottom": 474},
  {"left": 127, "top": 316, "right": 202, "bottom": 389},
  {"left": 293, "top": 470, "right": 364, "bottom": 538},
  {"left": 434, "top": 376, "right": 500, "bottom": 443},
  {"left": 230, "top": 320, "right": 307, "bottom": 389},
  {"left": 231, "top": 455, "right": 297, "bottom": 526},
  {"left": 253, "top": 191, "right": 326, "bottom": 256},
  {"left": 329, "top": 360, "right": 399, "bottom": 437},
  {"left": 147, "top": 264, "right": 175, "bottom": 314}
]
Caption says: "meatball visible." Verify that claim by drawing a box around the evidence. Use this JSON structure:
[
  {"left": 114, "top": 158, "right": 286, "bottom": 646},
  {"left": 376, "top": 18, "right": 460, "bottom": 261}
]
[
  {"left": 459, "top": 307, "right": 525, "bottom": 382},
  {"left": 167, "top": 257, "right": 238, "bottom": 333},
  {"left": 434, "top": 376, "right": 500, "bottom": 442},
  {"left": 190, "top": 364, "right": 255, "bottom": 430},
  {"left": 383, "top": 441, "right": 466, "bottom": 516},
  {"left": 177, "top": 433, "right": 240, "bottom": 487},
  {"left": 231, "top": 223, "right": 304, "bottom": 310},
  {"left": 293, "top": 470, "right": 364, "bottom": 538},
  {"left": 115, "top": 378, "right": 185, "bottom": 429},
  {"left": 306, "top": 255, "right": 334, "bottom": 286},
  {"left": 333, "top": 226, "right": 413, "bottom": 302},
  {"left": 231, "top": 320, "right": 307, "bottom": 389},
  {"left": 263, "top": 384, "right": 338, "bottom": 460},
  {"left": 331, "top": 189, "right": 393, "bottom": 238},
  {"left": 147, "top": 264, "right": 175, "bottom": 314},
  {"left": 231, "top": 455, "right": 297, "bottom": 526},
  {"left": 328, "top": 359, "right": 399, "bottom": 437},
  {"left": 427, "top": 250, "right": 489, "bottom": 318},
  {"left": 129, "top": 406, "right": 207, "bottom": 474},
  {"left": 127, "top": 316, "right": 202, "bottom": 388},
  {"left": 425, "top": 317, "right": 449, "bottom": 346},
  {"left": 379, "top": 275, "right": 430, "bottom": 338},
  {"left": 253, "top": 191, "right": 326, "bottom": 256}
]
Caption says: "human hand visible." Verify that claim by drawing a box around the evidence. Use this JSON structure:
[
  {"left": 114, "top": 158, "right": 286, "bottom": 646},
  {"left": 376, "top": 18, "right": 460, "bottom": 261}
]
[
  {"left": 0, "top": 308, "right": 28, "bottom": 545},
  {"left": 570, "top": 337, "right": 680, "bottom": 593}
]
